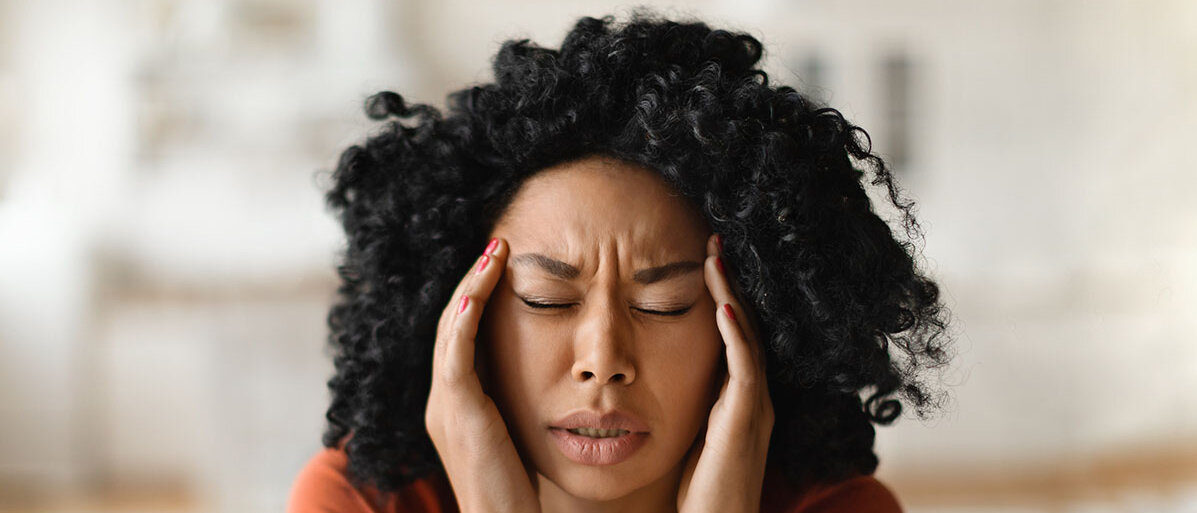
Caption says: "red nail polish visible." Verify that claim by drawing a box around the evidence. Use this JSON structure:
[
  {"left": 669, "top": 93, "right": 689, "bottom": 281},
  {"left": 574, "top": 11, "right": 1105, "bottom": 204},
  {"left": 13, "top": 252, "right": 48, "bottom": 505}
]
[
  {"left": 485, "top": 238, "right": 499, "bottom": 255},
  {"left": 459, "top": 295, "right": 469, "bottom": 313},
  {"left": 723, "top": 303, "right": 736, "bottom": 321},
  {"left": 476, "top": 254, "right": 490, "bottom": 273},
  {"left": 715, "top": 234, "right": 723, "bottom": 253},
  {"left": 716, "top": 257, "right": 725, "bottom": 275}
]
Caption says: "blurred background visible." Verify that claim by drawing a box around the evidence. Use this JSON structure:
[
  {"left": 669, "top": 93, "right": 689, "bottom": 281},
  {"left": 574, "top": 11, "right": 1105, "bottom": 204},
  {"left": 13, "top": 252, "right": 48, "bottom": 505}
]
[{"left": 1, "top": 0, "right": 1194, "bottom": 512}]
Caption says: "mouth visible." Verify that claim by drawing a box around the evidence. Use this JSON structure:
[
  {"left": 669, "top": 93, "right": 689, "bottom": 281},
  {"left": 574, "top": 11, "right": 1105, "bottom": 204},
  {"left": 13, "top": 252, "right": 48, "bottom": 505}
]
[
  {"left": 548, "top": 410, "right": 651, "bottom": 465},
  {"left": 548, "top": 427, "right": 648, "bottom": 465},
  {"left": 549, "top": 409, "right": 650, "bottom": 433},
  {"left": 563, "top": 427, "right": 631, "bottom": 438}
]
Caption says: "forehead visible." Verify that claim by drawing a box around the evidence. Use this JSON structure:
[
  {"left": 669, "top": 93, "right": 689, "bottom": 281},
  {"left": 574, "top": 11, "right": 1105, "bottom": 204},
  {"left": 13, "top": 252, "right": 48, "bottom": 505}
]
[{"left": 493, "top": 156, "right": 710, "bottom": 250}]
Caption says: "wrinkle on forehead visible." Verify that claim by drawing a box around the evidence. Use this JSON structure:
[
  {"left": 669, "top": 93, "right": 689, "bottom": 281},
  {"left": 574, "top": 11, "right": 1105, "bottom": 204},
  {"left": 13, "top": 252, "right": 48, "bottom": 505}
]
[{"left": 492, "top": 157, "right": 710, "bottom": 280}]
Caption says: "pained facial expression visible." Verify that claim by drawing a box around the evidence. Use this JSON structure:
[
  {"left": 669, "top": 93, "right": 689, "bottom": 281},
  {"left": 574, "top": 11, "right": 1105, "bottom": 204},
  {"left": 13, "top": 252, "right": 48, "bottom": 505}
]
[{"left": 477, "top": 155, "right": 725, "bottom": 501}]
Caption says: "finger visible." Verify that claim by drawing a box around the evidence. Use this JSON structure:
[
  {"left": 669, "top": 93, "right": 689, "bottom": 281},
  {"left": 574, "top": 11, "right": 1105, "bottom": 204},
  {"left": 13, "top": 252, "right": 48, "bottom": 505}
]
[
  {"left": 434, "top": 237, "right": 502, "bottom": 371},
  {"left": 443, "top": 237, "right": 507, "bottom": 380},
  {"left": 714, "top": 300, "right": 759, "bottom": 392},
  {"left": 436, "top": 238, "right": 497, "bottom": 333},
  {"left": 706, "top": 234, "right": 762, "bottom": 345},
  {"left": 705, "top": 235, "right": 762, "bottom": 386}
]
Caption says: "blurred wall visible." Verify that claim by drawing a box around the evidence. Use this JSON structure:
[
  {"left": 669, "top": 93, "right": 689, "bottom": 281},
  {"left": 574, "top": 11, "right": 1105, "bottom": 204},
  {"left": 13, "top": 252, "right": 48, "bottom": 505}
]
[{"left": 0, "top": 0, "right": 1194, "bottom": 511}]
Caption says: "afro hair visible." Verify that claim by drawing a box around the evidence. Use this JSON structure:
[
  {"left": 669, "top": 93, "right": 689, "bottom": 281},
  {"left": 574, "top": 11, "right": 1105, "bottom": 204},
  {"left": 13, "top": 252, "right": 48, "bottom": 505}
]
[{"left": 320, "top": 9, "right": 952, "bottom": 493}]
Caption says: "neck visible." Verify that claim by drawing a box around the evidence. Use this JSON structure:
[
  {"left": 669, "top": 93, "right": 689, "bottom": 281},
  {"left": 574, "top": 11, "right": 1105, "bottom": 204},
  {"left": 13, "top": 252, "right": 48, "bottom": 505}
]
[{"left": 535, "top": 463, "right": 683, "bottom": 513}]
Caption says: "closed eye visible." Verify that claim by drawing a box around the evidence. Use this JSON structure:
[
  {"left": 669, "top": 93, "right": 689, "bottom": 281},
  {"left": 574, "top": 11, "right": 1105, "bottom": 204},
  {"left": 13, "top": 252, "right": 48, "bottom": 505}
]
[
  {"left": 520, "top": 299, "right": 572, "bottom": 310},
  {"left": 520, "top": 298, "right": 692, "bottom": 317}
]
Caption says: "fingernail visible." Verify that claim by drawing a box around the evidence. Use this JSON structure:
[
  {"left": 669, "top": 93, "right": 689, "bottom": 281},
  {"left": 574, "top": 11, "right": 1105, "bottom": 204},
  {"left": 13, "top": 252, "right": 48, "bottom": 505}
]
[
  {"left": 715, "top": 234, "right": 723, "bottom": 253},
  {"left": 716, "top": 257, "right": 725, "bottom": 275},
  {"left": 476, "top": 254, "right": 490, "bottom": 273},
  {"left": 723, "top": 303, "right": 736, "bottom": 321},
  {"left": 459, "top": 295, "right": 469, "bottom": 313},
  {"left": 485, "top": 237, "right": 499, "bottom": 255}
]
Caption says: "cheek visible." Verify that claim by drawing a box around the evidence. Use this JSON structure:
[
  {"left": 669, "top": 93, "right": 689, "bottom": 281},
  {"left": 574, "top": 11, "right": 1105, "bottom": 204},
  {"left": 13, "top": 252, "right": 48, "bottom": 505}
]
[
  {"left": 641, "top": 316, "right": 724, "bottom": 424},
  {"left": 478, "top": 292, "right": 568, "bottom": 417}
]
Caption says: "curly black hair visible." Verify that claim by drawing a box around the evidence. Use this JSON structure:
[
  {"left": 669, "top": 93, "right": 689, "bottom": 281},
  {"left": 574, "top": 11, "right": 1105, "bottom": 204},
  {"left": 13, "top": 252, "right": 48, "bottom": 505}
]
[{"left": 320, "top": 9, "right": 952, "bottom": 494}]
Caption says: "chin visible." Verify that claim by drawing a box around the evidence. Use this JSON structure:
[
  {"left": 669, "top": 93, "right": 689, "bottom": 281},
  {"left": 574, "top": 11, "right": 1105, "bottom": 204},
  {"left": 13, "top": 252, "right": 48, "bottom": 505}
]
[
  {"left": 547, "top": 465, "right": 650, "bottom": 501},
  {"left": 542, "top": 450, "right": 682, "bottom": 503}
]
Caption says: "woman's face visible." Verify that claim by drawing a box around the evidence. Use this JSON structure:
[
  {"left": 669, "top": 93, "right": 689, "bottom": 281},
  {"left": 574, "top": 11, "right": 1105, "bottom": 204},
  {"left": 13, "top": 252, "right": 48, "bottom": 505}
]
[{"left": 477, "top": 155, "right": 725, "bottom": 502}]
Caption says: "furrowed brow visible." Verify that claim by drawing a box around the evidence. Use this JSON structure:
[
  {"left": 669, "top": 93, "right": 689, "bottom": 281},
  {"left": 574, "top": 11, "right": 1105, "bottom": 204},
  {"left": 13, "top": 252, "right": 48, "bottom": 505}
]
[
  {"left": 511, "top": 253, "right": 581, "bottom": 280},
  {"left": 511, "top": 253, "right": 701, "bottom": 284},
  {"left": 632, "top": 261, "right": 703, "bottom": 284}
]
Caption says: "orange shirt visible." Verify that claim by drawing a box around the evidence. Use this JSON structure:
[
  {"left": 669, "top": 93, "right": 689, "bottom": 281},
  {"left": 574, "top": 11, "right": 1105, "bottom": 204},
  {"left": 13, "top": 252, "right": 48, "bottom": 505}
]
[{"left": 287, "top": 447, "right": 903, "bottom": 513}]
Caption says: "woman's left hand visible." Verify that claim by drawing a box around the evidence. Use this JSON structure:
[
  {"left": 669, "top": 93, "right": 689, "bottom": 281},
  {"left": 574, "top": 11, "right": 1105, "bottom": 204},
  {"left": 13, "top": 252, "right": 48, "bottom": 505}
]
[{"left": 677, "top": 233, "right": 775, "bottom": 513}]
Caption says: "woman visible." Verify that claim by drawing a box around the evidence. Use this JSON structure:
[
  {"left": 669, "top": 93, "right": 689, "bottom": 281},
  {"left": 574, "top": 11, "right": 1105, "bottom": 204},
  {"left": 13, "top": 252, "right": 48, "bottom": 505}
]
[{"left": 289, "top": 11, "right": 951, "bottom": 513}]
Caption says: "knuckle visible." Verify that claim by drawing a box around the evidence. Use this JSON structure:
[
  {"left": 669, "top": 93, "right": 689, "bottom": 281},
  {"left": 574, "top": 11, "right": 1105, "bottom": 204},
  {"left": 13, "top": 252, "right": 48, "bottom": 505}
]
[
  {"left": 446, "top": 314, "right": 463, "bottom": 339},
  {"left": 424, "top": 410, "right": 438, "bottom": 429},
  {"left": 439, "top": 368, "right": 469, "bottom": 388},
  {"left": 731, "top": 376, "right": 758, "bottom": 392}
]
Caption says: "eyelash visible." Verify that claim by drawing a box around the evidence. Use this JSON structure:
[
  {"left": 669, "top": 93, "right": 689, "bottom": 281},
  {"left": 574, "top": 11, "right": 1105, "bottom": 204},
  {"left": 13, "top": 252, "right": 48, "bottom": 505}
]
[{"left": 520, "top": 299, "right": 692, "bottom": 317}]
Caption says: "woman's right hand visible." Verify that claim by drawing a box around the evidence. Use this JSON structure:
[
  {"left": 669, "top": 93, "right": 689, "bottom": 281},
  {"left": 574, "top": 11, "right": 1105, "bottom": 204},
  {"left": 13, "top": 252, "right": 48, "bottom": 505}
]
[{"left": 425, "top": 237, "right": 540, "bottom": 513}]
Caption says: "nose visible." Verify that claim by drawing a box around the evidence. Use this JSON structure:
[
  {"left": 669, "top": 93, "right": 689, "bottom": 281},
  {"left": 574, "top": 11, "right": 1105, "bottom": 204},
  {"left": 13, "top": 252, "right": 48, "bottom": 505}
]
[{"left": 570, "top": 298, "right": 637, "bottom": 385}]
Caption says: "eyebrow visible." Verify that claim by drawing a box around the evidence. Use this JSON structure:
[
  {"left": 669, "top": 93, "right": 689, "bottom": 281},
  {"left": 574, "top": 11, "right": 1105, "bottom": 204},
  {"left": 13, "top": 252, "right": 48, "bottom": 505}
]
[{"left": 510, "top": 253, "right": 703, "bottom": 284}]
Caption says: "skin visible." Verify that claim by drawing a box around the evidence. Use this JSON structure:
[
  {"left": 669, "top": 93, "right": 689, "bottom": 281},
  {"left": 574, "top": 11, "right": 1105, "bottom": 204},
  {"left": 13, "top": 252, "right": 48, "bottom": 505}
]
[{"left": 425, "top": 154, "right": 773, "bottom": 513}]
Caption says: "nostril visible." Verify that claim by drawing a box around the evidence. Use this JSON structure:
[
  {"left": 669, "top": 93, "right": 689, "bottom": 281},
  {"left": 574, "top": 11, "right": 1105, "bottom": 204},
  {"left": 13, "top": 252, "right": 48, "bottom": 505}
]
[{"left": 579, "top": 371, "right": 628, "bottom": 383}]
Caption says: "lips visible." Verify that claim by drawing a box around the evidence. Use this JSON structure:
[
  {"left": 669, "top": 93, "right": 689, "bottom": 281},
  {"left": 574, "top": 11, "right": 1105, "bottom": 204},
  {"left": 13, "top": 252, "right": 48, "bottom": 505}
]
[
  {"left": 549, "top": 410, "right": 650, "bottom": 433},
  {"left": 549, "top": 429, "right": 648, "bottom": 465},
  {"left": 547, "top": 410, "right": 651, "bottom": 466}
]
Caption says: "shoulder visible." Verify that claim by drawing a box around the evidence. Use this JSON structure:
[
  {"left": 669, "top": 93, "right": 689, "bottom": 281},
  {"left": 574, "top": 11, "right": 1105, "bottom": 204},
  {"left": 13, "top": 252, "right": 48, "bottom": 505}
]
[
  {"left": 762, "top": 469, "right": 903, "bottom": 513},
  {"left": 286, "top": 446, "right": 456, "bottom": 513}
]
